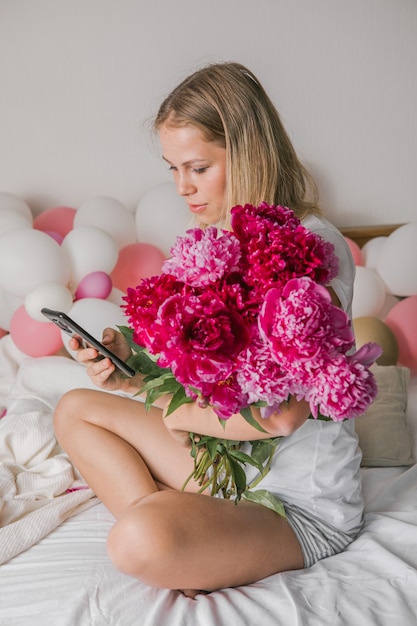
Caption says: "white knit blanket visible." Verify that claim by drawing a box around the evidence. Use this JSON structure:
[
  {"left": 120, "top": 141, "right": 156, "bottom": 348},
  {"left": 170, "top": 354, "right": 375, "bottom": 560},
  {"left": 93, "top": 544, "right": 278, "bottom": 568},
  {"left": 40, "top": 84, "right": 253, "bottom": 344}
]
[{"left": 0, "top": 335, "right": 97, "bottom": 564}]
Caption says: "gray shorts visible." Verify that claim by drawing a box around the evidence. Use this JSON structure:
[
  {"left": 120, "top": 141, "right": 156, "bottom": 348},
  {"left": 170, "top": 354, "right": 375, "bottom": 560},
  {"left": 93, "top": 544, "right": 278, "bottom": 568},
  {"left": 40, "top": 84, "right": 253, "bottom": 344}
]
[{"left": 284, "top": 503, "right": 363, "bottom": 568}]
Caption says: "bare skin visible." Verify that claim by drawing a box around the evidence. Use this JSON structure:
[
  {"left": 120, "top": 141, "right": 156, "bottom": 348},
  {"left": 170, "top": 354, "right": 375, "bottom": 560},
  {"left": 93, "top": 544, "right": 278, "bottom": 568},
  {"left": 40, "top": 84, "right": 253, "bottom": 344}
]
[{"left": 54, "top": 330, "right": 308, "bottom": 597}]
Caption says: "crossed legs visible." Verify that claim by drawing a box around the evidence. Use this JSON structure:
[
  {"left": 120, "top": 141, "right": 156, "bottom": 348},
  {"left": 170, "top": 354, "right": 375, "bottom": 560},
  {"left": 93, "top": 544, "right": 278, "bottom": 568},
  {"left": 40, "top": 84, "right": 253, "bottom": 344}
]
[{"left": 54, "top": 389, "right": 304, "bottom": 593}]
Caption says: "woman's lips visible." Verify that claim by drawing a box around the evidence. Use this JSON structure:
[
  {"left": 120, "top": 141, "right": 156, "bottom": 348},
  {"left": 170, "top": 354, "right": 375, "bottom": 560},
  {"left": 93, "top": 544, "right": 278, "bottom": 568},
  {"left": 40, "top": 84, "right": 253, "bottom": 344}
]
[{"left": 188, "top": 203, "right": 207, "bottom": 214}]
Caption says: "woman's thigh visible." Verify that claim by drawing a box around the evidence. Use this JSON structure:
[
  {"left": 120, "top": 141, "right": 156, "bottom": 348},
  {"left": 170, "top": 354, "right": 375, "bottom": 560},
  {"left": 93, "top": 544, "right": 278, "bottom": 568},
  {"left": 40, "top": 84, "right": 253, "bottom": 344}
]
[
  {"left": 109, "top": 489, "right": 304, "bottom": 591},
  {"left": 55, "top": 388, "right": 198, "bottom": 492}
]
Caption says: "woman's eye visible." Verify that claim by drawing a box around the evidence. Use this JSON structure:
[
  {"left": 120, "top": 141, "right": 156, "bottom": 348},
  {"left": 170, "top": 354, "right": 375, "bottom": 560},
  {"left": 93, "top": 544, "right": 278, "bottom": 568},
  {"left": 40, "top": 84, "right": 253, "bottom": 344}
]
[
  {"left": 193, "top": 167, "right": 208, "bottom": 174},
  {"left": 168, "top": 165, "right": 177, "bottom": 172}
]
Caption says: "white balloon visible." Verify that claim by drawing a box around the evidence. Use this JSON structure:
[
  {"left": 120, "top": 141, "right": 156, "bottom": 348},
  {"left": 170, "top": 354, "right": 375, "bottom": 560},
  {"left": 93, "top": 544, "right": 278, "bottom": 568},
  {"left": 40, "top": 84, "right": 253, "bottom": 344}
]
[
  {"left": 75, "top": 196, "right": 136, "bottom": 249},
  {"left": 61, "top": 225, "right": 119, "bottom": 289},
  {"left": 0, "top": 191, "right": 33, "bottom": 222},
  {"left": 63, "top": 297, "right": 128, "bottom": 358},
  {"left": 0, "top": 289, "right": 23, "bottom": 330},
  {"left": 352, "top": 266, "right": 387, "bottom": 318},
  {"left": 376, "top": 223, "right": 417, "bottom": 296},
  {"left": 362, "top": 236, "right": 387, "bottom": 271},
  {"left": 377, "top": 292, "right": 400, "bottom": 320},
  {"left": 107, "top": 287, "right": 126, "bottom": 307},
  {"left": 0, "top": 228, "right": 70, "bottom": 298},
  {"left": 135, "top": 182, "right": 191, "bottom": 256},
  {"left": 0, "top": 208, "right": 32, "bottom": 236},
  {"left": 25, "top": 283, "right": 74, "bottom": 322}
]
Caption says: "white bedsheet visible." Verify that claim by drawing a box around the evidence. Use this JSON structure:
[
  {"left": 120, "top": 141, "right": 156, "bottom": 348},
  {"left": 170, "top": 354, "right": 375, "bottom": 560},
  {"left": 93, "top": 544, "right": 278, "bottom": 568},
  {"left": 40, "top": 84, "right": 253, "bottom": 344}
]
[{"left": 0, "top": 334, "right": 417, "bottom": 626}]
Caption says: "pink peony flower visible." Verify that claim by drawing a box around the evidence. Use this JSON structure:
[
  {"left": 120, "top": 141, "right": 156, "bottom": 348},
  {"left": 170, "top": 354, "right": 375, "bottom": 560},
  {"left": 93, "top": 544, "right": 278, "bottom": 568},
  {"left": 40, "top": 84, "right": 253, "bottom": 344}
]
[
  {"left": 258, "top": 278, "right": 355, "bottom": 369},
  {"left": 162, "top": 227, "right": 241, "bottom": 287},
  {"left": 308, "top": 355, "right": 379, "bottom": 421},
  {"left": 236, "top": 334, "right": 295, "bottom": 408}
]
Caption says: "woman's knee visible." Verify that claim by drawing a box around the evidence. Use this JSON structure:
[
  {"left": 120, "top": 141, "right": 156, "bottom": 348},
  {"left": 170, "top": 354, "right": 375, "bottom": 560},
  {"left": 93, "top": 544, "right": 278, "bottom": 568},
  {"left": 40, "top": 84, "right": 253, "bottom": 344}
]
[
  {"left": 53, "top": 389, "right": 92, "bottom": 440},
  {"left": 106, "top": 492, "right": 180, "bottom": 581}
]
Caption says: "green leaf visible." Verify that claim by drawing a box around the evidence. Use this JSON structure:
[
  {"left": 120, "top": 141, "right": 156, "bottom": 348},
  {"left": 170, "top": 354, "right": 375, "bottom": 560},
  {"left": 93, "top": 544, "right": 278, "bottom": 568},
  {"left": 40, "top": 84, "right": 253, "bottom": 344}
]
[
  {"left": 118, "top": 325, "right": 140, "bottom": 351},
  {"left": 241, "top": 489, "right": 286, "bottom": 518},
  {"left": 128, "top": 352, "right": 166, "bottom": 377},
  {"left": 240, "top": 406, "right": 268, "bottom": 433},
  {"left": 144, "top": 387, "right": 162, "bottom": 412},
  {"left": 228, "top": 457, "right": 247, "bottom": 496},
  {"left": 206, "top": 437, "right": 221, "bottom": 461},
  {"left": 228, "top": 449, "right": 263, "bottom": 473},
  {"left": 250, "top": 438, "right": 280, "bottom": 465},
  {"left": 165, "top": 385, "right": 194, "bottom": 416},
  {"left": 139, "top": 373, "right": 174, "bottom": 392}
]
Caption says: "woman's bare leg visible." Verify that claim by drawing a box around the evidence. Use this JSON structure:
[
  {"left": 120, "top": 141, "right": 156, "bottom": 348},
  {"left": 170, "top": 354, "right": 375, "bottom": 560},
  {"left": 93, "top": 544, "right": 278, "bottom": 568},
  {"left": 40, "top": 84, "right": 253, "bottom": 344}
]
[
  {"left": 54, "top": 388, "right": 198, "bottom": 517},
  {"left": 54, "top": 388, "right": 304, "bottom": 593},
  {"left": 108, "top": 490, "right": 304, "bottom": 592}
]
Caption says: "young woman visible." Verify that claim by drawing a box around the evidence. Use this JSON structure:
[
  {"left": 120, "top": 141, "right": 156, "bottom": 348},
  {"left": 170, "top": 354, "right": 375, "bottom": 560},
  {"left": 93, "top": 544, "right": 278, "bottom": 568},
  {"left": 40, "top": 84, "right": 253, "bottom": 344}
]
[{"left": 54, "top": 62, "right": 362, "bottom": 597}]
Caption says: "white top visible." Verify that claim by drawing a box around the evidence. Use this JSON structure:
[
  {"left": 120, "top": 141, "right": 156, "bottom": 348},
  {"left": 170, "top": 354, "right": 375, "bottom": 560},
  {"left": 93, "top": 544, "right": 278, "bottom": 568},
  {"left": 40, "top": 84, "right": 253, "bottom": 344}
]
[{"left": 243, "top": 215, "right": 363, "bottom": 533}]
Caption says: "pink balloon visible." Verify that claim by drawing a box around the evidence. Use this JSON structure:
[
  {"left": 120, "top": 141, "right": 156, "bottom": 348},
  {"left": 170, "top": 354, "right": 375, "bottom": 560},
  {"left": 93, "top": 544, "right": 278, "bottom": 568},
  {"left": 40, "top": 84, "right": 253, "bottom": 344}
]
[
  {"left": 10, "top": 305, "right": 63, "bottom": 356},
  {"left": 44, "top": 230, "right": 64, "bottom": 244},
  {"left": 75, "top": 271, "right": 113, "bottom": 300},
  {"left": 385, "top": 295, "right": 417, "bottom": 374},
  {"left": 111, "top": 242, "right": 166, "bottom": 292},
  {"left": 345, "top": 237, "right": 363, "bottom": 266},
  {"left": 33, "top": 206, "right": 76, "bottom": 238}
]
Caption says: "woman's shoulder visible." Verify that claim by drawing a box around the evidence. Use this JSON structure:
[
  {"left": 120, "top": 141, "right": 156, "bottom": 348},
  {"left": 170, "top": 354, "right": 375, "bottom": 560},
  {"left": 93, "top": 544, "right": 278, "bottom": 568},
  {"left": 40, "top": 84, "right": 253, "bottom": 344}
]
[
  {"left": 302, "top": 214, "right": 345, "bottom": 244},
  {"left": 302, "top": 214, "right": 355, "bottom": 315}
]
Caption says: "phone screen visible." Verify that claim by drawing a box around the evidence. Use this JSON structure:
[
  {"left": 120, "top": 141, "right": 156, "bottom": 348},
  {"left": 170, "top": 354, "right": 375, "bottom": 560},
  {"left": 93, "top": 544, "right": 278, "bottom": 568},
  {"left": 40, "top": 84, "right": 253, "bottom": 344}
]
[{"left": 41, "top": 308, "right": 135, "bottom": 377}]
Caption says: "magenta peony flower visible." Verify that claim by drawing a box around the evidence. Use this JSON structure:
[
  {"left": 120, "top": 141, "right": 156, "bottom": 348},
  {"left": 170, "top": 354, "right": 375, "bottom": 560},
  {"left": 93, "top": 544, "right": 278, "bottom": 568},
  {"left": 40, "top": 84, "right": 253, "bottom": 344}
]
[
  {"left": 231, "top": 202, "right": 300, "bottom": 241},
  {"left": 231, "top": 203, "right": 339, "bottom": 296},
  {"left": 192, "top": 375, "right": 250, "bottom": 419},
  {"left": 162, "top": 227, "right": 241, "bottom": 287},
  {"left": 154, "top": 288, "right": 251, "bottom": 388},
  {"left": 123, "top": 274, "right": 183, "bottom": 349}
]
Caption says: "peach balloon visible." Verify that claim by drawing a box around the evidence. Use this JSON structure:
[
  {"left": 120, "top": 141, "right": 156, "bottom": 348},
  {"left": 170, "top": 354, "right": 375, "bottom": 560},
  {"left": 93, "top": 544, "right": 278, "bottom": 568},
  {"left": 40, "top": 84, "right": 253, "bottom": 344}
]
[
  {"left": 385, "top": 296, "right": 417, "bottom": 373},
  {"left": 345, "top": 237, "right": 363, "bottom": 266},
  {"left": 10, "top": 305, "right": 63, "bottom": 356},
  {"left": 111, "top": 242, "right": 166, "bottom": 293},
  {"left": 353, "top": 316, "right": 398, "bottom": 366},
  {"left": 33, "top": 206, "right": 76, "bottom": 238}
]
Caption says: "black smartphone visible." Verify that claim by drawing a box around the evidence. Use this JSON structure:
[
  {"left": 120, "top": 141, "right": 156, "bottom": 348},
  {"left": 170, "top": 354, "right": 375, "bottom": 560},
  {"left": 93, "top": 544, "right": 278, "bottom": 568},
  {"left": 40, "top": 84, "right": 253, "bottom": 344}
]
[{"left": 41, "top": 307, "right": 135, "bottom": 378}]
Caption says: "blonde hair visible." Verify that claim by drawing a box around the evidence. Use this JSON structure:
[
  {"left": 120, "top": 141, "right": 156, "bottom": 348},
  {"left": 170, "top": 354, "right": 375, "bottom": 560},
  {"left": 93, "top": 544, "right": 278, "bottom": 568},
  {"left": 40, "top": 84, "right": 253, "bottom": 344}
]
[{"left": 154, "top": 62, "right": 322, "bottom": 228}]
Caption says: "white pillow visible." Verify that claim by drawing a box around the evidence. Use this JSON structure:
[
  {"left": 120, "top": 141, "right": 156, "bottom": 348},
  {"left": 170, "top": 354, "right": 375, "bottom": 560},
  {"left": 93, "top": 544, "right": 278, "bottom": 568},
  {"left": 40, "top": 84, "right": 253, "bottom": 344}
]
[{"left": 355, "top": 365, "right": 414, "bottom": 467}]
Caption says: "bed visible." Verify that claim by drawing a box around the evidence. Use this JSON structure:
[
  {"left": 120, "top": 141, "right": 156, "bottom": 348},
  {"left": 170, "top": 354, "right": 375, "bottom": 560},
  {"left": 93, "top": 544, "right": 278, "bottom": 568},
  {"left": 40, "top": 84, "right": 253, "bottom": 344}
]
[{"left": 1, "top": 224, "right": 417, "bottom": 626}]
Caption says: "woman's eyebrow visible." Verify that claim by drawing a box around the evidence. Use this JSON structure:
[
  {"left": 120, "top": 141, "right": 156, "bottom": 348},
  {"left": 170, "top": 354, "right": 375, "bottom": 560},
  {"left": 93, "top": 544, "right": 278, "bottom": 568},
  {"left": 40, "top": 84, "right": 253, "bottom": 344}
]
[{"left": 162, "top": 155, "right": 207, "bottom": 167}]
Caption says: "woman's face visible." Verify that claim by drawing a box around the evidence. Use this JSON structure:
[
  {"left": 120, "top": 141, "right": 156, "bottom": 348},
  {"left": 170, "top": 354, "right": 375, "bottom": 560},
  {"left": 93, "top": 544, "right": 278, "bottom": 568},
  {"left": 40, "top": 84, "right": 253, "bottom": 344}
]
[{"left": 159, "top": 123, "right": 227, "bottom": 225}]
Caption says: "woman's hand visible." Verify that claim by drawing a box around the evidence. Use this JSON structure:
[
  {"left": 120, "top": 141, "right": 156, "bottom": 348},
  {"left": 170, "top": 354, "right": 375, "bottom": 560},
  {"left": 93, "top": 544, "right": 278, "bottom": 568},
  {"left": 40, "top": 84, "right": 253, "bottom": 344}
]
[
  {"left": 70, "top": 327, "right": 136, "bottom": 393},
  {"left": 261, "top": 397, "right": 311, "bottom": 437}
]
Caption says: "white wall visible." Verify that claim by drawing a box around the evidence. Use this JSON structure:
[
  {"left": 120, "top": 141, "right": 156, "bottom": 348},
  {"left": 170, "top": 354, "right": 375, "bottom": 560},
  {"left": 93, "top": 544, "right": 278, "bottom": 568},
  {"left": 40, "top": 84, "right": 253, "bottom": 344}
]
[{"left": 0, "top": 0, "right": 416, "bottom": 227}]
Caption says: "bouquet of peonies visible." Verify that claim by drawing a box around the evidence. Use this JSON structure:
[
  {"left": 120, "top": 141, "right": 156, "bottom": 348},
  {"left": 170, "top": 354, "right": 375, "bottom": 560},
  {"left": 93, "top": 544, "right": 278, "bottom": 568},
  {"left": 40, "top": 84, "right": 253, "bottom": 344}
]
[{"left": 121, "top": 203, "right": 381, "bottom": 515}]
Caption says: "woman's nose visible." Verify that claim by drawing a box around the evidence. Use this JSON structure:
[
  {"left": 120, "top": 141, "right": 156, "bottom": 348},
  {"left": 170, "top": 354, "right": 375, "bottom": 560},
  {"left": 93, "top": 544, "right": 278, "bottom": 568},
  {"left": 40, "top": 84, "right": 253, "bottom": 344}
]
[{"left": 176, "top": 172, "right": 196, "bottom": 196}]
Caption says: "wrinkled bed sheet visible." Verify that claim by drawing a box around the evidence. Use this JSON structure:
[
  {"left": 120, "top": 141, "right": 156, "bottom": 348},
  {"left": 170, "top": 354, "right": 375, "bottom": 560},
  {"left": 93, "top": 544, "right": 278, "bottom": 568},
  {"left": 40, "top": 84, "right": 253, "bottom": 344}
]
[{"left": 0, "top": 335, "right": 416, "bottom": 626}]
